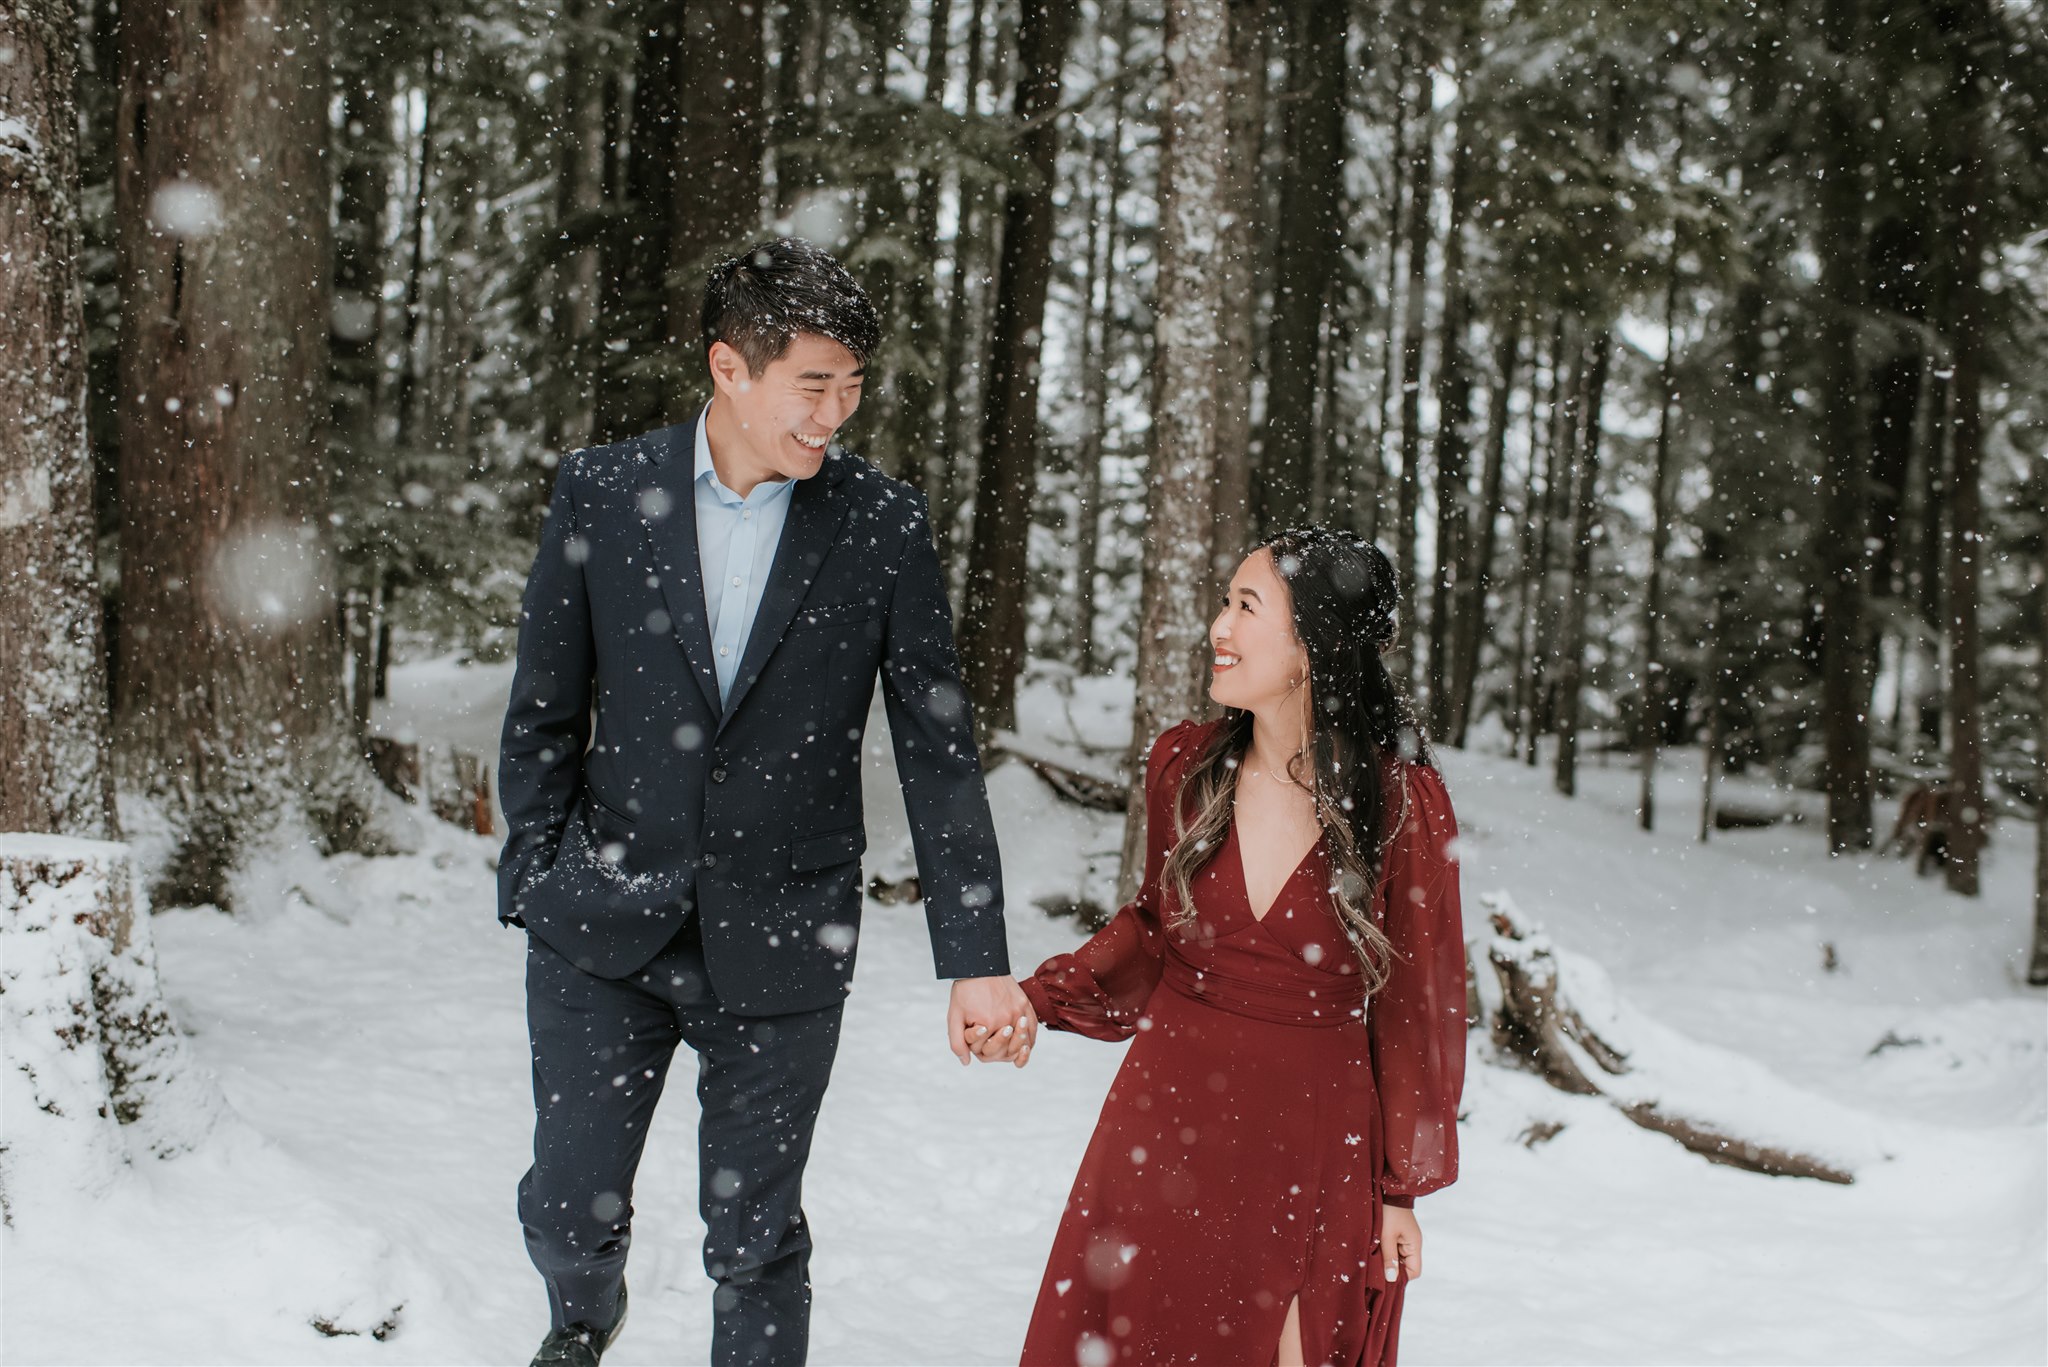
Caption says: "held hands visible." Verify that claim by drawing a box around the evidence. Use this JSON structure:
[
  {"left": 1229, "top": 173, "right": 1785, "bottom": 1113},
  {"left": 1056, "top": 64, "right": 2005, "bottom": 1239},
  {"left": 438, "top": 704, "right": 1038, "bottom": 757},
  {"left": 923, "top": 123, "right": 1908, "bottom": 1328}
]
[
  {"left": 948, "top": 975, "right": 1037, "bottom": 1069},
  {"left": 1381, "top": 1206, "right": 1423, "bottom": 1282}
]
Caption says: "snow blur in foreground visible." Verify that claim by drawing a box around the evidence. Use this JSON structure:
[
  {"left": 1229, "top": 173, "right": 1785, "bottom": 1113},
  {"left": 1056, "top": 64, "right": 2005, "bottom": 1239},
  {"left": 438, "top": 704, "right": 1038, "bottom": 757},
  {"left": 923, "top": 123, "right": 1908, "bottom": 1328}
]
[{"left": 1, "top": 656, "right": 2041, "bottom": 1365}]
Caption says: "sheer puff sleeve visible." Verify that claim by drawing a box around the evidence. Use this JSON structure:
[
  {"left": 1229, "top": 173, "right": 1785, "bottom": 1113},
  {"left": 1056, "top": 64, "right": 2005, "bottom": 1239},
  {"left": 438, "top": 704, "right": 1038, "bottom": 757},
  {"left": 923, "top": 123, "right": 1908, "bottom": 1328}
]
[
  {"left": 1019, "top": 719, "right": 1209, "bottom": 1042},
  {"left": 1369, "top": 761, "right": 1468, "bottom": 1207}
]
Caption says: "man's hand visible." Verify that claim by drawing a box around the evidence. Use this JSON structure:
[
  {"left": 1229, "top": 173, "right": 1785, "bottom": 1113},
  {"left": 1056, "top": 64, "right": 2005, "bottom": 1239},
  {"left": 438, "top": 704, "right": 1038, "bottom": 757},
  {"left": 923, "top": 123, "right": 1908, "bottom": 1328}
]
[{"left": 948, "top": 975, "right": 1036, "bottom": 1068}]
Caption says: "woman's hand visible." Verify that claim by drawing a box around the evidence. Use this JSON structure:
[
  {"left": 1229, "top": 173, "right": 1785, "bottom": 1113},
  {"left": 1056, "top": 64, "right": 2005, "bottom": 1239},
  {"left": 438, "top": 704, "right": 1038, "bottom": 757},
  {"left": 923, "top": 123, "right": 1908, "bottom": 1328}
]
[
  {"left": 1381, "top": 1206, "right": 1423, "bottom": 1282},
  {"left": 969, "top": 1010, "right": 1036, "bottom": 1067}
]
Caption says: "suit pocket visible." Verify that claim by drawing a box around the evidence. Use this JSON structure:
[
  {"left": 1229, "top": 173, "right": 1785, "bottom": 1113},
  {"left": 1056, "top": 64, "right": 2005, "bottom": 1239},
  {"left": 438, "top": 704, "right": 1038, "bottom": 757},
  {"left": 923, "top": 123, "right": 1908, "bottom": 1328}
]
[
  {"left": 790, "top": 600, "right": 877, "bottom": 632},
  {"left": 792, "top": 824, "right": 866, "bottom": 872},
  {"left": 585, "top": 787, "right": 639, "bottom": 826}
]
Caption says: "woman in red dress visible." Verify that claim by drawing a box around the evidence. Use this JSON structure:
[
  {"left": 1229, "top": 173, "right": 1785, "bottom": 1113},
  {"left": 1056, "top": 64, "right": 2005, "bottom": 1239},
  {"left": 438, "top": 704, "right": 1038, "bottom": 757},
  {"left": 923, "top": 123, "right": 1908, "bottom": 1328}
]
[{"left": 993, "top": 529, "right": 1466, "bottom": 1367}]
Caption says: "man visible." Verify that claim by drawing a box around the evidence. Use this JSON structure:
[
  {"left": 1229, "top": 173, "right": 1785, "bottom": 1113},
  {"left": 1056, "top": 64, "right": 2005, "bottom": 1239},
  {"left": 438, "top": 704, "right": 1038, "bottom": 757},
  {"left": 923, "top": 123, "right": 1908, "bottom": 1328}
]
[{"left": 498, "top": 239, "right": 1034, "bottom": 1367}]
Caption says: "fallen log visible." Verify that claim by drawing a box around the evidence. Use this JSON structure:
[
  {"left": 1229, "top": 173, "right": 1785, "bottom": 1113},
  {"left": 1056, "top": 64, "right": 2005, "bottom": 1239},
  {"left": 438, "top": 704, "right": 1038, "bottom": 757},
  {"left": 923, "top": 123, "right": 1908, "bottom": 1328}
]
[{"left": 1470, "top": 892, "right": 1859, "bottom": 1184}]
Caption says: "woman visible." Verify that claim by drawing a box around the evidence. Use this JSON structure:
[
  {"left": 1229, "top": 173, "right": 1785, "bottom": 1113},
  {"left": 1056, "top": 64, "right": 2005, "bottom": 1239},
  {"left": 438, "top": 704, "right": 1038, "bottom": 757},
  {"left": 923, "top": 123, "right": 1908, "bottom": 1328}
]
[{"left": 992, "top": 529, "right": 1467, "bottom": 1367}]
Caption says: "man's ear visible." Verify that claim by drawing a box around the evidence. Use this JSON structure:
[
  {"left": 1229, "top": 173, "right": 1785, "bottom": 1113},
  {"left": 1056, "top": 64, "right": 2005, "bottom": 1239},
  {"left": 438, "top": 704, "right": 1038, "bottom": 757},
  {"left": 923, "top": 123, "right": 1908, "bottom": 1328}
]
[{"left": 707, "top": 340, "right": 749, "bottom": 396}]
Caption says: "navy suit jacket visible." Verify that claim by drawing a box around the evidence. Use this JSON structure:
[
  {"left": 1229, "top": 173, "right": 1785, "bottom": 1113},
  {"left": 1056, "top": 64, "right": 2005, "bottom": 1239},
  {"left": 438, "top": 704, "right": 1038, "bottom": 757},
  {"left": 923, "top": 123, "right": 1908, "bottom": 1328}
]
[{"left": 497, "top": 417, "right": 1010, "bottom": 1015}]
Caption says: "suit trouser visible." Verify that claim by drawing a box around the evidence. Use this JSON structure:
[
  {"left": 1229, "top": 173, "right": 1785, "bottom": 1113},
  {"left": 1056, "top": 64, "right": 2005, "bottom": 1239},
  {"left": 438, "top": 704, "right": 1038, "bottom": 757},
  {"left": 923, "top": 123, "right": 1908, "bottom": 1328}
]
[{"left": 519, "top": 918, "right": 843, "bottom": 1366}]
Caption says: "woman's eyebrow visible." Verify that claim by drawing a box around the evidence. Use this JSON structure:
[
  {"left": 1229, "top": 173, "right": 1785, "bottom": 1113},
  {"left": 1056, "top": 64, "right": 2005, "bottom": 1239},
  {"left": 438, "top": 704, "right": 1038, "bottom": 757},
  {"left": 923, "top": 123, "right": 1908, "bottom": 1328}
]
[{"left": 1234, "top": 586, "right": 1262, "bottom": 603}]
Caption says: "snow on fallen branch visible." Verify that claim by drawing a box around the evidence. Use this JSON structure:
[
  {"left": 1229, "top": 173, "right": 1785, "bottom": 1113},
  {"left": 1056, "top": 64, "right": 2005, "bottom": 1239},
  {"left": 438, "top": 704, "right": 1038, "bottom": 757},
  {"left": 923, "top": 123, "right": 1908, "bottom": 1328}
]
[
  {"left": 987, "top": 732, "right": 1128, "bottom": 813},
  {"left": 1468, "top": 892, "right": 1875, "bottom": 1184}
]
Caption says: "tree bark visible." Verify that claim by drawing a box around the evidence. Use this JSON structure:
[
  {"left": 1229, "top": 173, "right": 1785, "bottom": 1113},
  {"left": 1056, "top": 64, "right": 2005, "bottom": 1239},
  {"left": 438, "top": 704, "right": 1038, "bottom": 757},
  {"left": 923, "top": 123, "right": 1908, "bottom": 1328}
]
[
  {"left": 957, "top": 0, "right": 1079, "bottom": 736},
  {"left": 1449, "top": 309, "right": 1521, "bottom": 748},
  {"left": 594, "top": 14, "right": 682, "bottom": 442},
  {"left": 330, "top": 47, "right": 393, "bottom": 466},
  {"left": 669, "top": 0, "right": 765, "bottom": 351},
  {"left": 544, "top": 0, "right": 611, "bottom": 457},
  {"left": 115, "top": 0, "right": 358, "bottom": 907},
  {"left": 1073, "top": 0, "right": 1137, "bottom": 674},
  {"left": 932, "top": 0, "right": 993, "bottom": 581},
  {"left": 2031, "top": 552, "right": 2048, "bottom": 984},
  {"left": 393, "top": 52, "right": 438, "bottom": 453},
  {"left": 1255, "top": 0, "right": 1348, "bottom": 534},
  {"left": 1525, "top": 315, "right": 1576, "bottom": 766},
  {"left": 1210, "top": 0, "right": 1269, "bottom": 579},
  {"left": 1426, "top": 74, "right": 1479, "bottom": 738},
  {"left": 1393, "top": 40, "right": 1437, "bottom": 693},
  {"left": 1553, "top": 322, "right": 1613, "bottom": 798},
  {"left": 1117, "top": 0, "right": 1232, "bottom": 905},
  {"left": 1507, "top": 317, "right": 1554, "bottom": 760},
  {"left": 1816, "top": 0, "right": 1875, "bottom": 851},
  {"left": 1369, "top": 38, "right": 1411, "bottom": 551},
  {"left": 900, "top": 0, "right": 956, "bottom": 504},
  {"left": 1939, "top": 0, "right": 1988, "bottom": 894},
  {"left": 1, "top": 0, "right": 119, "bottom": 841},
  {"left": 1638, "top": 230, "right": 1683, "bottom": 831}
]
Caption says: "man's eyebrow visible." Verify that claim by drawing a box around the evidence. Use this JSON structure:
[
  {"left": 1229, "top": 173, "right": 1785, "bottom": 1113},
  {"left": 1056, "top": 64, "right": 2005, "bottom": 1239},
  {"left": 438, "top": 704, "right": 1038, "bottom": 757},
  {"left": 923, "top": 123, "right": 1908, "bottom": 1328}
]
[{"left": 796, "top": 367, "right": 866, "bottom": 380}]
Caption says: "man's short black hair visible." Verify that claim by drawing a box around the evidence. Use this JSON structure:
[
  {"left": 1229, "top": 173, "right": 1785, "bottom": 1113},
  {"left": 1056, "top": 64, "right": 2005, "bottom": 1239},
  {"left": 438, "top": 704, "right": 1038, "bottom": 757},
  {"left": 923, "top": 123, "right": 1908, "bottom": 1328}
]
[{"left": 701, "top": 238, "right": 881, "bottom": 376}]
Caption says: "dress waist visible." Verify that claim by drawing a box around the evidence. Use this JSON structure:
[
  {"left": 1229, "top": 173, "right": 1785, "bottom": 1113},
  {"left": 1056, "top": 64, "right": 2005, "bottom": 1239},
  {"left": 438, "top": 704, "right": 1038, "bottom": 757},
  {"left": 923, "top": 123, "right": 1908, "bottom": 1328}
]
[{"left": 1160, "top": 949, "right": 1366, "bottom": 1028}]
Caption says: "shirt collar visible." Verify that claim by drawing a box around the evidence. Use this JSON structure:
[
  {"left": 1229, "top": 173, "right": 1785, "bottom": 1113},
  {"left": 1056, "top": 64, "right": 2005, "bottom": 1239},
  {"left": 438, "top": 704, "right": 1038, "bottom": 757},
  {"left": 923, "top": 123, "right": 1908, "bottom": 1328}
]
[{"left": 694, "top": 405, "right": 796, "bottom": 508}]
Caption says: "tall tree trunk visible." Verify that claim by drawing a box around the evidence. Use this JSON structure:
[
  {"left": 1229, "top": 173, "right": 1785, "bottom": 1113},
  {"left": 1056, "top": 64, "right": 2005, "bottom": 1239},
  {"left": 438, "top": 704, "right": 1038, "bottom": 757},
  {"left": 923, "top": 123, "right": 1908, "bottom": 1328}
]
[
  {"left": 1939, "top": 0, "right": 1988, "bottom": 894},
  {"left": 1, "top": 0, "right": 118, "bottom": 840},
  {"left": 1449, "top": 309, "right": 1521, "bottom": 747},
  {"left": 1255, "top": 0, "right": 1348, "bottom": 534},
  {"left": 2030, "top": 551, "right": 2048, "bottom": 984},
  {"left": 545, "top": 0, "right": 612, "bottom": 457},
  {"left": 899, "top": 0, "right": 956, "bottom": 504},
  {"left": 1426, "top": 71, "right": 1479, "bottom": 738},
  {"left": 1508, "top": 317, "right": 1553, "bottom": 760},
  {"left": 1211, "top": 0, "right": 1269, "bottom": 577},
  {"left": 1393, "top": 38, "right": 1437, "bottom": 693},
  {"left": 1702, "top": 276, "right": 1772, "bottom": 841},
  {"left": 1552, "top": 321, "right": 1613, "bottom": 798},
  {"left": 1370, "top": 37, "right": 1410, "bottom": 550},
  {"left": 393, "top": 54, "right": 437, "bottom": 453},
  {"left": 330, "top": 51, "right": 393, "bottom": 465},
  {"left": 594, "top": 14, "right": 682, "bottom": 442},
  {"left": 1638, "top": 231, "right": 1684, "bottom": 831},
  {"left": 1073, "top": 0, "right": 1137, "bottom": 674},
  {"left": 1526, "top": 314, "right": 1575, "bottom": 766},
  {"left": 115, "top": 0, "right": 357, "bottom": 907},
  {"left": 1118, "top": 0, "right": 1232, "bottom": 905},
  {"left": 957, "top": 0, "right": 1079, "bottom": 736},
  {"left": 1817, "top": 0, "right": 1875, "bottom": 851},
  {"left": 932, "top": 0, "right": 992, "bottom": 579}
]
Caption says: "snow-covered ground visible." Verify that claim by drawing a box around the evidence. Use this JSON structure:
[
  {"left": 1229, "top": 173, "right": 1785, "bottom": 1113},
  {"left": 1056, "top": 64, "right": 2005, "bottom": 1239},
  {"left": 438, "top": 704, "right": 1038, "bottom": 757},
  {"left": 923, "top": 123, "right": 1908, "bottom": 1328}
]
[{"left": 4, "top": 657, "right": 2042, "bottom": 1365}]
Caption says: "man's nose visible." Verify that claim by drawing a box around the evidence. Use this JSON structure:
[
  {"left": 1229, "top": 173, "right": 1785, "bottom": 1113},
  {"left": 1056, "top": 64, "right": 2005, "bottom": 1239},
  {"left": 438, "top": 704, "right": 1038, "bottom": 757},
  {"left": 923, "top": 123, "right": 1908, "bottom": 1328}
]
[{"left": 819, "top": 389, "right": 858, "bottom": 430}]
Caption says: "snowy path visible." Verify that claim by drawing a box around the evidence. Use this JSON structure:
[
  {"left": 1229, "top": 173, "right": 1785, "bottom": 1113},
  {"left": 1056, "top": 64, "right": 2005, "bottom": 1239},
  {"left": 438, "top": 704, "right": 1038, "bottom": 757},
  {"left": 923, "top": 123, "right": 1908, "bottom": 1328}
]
[{"left": 4, "top": 661, "right": 2042, "bottom": 1364}]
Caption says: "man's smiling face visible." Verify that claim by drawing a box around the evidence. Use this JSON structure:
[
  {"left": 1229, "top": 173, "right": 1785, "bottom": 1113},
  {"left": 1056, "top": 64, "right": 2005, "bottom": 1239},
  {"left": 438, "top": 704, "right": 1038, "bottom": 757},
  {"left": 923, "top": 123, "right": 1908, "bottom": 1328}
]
[{"left": 706, "top": 331, "right": 865, "bottom": 491}]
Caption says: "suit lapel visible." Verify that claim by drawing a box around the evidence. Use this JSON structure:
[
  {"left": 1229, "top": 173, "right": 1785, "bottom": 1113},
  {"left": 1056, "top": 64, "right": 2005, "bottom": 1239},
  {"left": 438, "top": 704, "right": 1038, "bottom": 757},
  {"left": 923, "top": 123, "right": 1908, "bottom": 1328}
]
[
  {"left": 716, "top": 455, "right": 850, "bottom": 734},
  {"left": 639, "top": 419, "right": 723, "bottom": 718}
]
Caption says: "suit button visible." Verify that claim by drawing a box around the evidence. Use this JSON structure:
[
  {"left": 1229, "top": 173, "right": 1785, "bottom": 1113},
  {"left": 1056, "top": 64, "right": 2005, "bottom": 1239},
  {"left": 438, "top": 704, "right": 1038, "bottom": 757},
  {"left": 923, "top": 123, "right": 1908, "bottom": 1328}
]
[
  {"left": 710, "top": 767, "right": 728, "bottom": 783},
  {"left": 701, "top": 853, "right": 718, "bottom": 869}
]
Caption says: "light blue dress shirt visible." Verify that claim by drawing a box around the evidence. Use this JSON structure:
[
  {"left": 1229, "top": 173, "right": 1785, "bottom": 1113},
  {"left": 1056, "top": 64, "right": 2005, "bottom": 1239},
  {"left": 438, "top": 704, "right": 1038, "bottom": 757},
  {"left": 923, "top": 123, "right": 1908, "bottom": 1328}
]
[{"left": 695, "top": 409, "right": 796, "bottom": 707}]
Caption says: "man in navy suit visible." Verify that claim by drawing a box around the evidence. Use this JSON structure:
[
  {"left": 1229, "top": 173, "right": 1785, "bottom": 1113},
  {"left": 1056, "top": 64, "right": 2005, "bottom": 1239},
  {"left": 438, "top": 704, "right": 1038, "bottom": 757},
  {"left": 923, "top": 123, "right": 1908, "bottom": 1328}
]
[{"left": 499, "top": 239, "right": 1034, "bottom": 1367}]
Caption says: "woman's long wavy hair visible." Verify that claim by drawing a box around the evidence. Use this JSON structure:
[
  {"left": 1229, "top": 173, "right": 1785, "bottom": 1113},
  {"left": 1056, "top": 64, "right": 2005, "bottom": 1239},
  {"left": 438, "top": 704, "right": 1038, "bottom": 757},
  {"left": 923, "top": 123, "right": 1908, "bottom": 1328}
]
[{"left": 1160, "top": 528, "right": 1432, "bottom": 992}]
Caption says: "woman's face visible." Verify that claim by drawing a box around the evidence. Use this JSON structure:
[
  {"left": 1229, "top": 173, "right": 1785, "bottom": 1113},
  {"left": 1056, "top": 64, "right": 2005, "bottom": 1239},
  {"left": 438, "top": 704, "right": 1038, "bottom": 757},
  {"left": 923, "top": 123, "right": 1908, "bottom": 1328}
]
[{"left": 1209, "top": 548, "right": 1310, "bottom": 714}]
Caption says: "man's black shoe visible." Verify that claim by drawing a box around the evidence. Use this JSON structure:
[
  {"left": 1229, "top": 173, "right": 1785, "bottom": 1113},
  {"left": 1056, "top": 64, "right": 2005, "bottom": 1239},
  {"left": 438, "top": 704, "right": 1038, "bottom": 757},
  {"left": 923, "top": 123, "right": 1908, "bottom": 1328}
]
[{"left": 529, "top": 1284, "right": 627, "bottom": 1367}]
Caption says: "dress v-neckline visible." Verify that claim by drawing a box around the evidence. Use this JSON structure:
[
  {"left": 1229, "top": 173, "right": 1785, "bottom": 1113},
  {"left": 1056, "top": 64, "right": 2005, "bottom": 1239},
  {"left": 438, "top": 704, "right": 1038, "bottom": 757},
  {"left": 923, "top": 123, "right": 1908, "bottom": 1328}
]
[{"left": 1228, "top": 823, "right": 1322, "bottom": 924}]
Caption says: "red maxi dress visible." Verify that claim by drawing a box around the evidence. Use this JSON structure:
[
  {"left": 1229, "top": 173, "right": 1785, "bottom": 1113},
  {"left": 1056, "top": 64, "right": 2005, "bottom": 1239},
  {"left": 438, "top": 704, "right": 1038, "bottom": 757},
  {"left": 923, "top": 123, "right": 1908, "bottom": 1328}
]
[{"left": 1017, "top": 720, "right": 1467, "bottom": 1367}]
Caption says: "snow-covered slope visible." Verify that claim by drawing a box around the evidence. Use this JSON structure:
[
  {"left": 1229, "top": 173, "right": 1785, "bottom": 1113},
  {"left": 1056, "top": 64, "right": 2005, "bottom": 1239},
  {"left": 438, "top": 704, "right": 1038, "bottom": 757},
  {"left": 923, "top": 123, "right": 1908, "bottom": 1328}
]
[{"left": 2, "top": 659, "right": 2040, "bottom": 1365}]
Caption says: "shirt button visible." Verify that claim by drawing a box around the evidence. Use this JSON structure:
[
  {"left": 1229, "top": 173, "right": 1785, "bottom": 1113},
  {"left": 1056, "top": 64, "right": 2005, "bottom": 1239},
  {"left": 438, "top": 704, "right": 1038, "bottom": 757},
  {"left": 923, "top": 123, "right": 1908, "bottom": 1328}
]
[
  {"left": 742, "top": 511, "right": 752, "bottom": 520},
  {"left": 731, "top": 576, "right": 742, "bottom": 587}
]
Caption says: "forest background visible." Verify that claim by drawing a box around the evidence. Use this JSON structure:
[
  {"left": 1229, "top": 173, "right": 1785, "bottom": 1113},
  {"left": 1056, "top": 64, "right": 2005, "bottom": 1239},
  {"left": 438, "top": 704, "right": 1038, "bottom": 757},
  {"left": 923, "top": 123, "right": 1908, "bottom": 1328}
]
[{"left": 4, "top": 0, "right": 2048, "bottom": 1085}]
